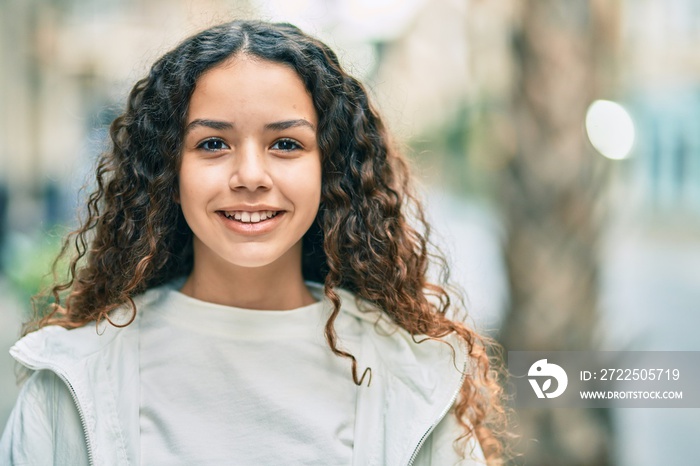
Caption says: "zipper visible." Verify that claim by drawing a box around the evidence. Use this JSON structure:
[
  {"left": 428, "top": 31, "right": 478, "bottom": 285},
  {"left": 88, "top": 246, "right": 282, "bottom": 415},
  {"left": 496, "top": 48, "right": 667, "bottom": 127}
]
[
  {"left": 14, "top": 355, "right": 96, "bottom": 466},
  {"left": 405, "top": 342, "right": 469, "bottom": 466}
]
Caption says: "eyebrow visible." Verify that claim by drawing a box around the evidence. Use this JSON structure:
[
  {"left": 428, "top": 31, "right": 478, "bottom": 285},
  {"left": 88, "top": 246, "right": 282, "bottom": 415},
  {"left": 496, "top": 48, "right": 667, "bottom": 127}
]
[
  {"left": 185, "top": 119, "right": 233, "bottom": 134},
  {"left": 184, "top": 118, "right": 316, "bottom": 134},
  {"left": 264, "top": 119, "right": 316, "bottom": 132}
]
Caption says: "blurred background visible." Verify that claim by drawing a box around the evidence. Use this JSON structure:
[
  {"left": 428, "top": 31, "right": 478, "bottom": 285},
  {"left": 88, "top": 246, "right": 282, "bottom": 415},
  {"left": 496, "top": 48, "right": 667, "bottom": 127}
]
[{"left": 1, "top": 0, "right": 699, "bottom": 464}]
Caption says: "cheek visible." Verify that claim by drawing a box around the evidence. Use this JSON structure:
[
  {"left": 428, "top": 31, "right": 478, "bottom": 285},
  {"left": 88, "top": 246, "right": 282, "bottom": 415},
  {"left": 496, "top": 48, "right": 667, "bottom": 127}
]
[
  {"left": 293, "top": 162, "right": 322, "bottom": 210},
  {"left": 273, "top": 154, "right": 320, "bottom": 185},
  {"left": 178, "top": 162, "right": 220, "bottom": 205},
  {"left": 180, "top": 186, "right": 211, "bottom": 214},
  {"left": 178, "top": 179, "right": 207, "bottom": 217}
]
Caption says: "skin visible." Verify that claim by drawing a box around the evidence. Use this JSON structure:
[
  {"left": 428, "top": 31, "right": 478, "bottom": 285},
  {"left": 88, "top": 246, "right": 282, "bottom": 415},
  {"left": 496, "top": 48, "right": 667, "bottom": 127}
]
[{"left": 177, "top": 54, "right": 322, "bottom": 310}]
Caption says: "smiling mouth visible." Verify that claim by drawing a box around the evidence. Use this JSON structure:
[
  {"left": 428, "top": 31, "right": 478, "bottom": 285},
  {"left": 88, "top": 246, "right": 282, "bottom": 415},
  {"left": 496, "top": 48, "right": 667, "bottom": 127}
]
[{"left": 217, "top": 210, "right": 282, "bottom": 224}]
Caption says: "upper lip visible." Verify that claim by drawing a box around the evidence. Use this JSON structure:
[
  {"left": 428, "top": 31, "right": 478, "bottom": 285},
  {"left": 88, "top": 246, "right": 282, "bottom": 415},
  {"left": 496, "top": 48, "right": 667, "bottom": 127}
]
[{"left": 216, "top": 205, "right": 284, "bottom": 212}]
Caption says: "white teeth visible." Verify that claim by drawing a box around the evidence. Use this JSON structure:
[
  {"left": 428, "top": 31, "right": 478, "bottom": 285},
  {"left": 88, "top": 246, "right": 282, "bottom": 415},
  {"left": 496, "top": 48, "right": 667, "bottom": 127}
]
[{"left": 223, "top": 210, "right": 279, "bottom": 224}]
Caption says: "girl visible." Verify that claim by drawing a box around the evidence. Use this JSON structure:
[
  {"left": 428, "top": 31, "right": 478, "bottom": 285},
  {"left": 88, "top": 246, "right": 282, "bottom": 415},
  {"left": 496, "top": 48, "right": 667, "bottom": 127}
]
[{"left": 0, "top": 20, "right": 505, "bottom": 465}]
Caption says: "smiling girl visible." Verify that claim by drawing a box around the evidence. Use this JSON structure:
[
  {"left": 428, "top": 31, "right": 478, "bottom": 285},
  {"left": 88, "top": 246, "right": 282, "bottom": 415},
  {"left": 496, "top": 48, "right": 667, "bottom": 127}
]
[{"left": 0, "top": 20, "right": 506, "bottom": 465}]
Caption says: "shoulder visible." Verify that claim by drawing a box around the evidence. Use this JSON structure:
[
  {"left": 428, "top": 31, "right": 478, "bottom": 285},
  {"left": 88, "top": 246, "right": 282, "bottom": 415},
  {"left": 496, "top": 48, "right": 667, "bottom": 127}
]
[
  {"left": 333, "top": 285, "right": 469, "bottom": 382},
  {"left": 0, "top": 370, "right": 87, "bottom": 465},
  {"left": 10, "top": 282, "right": 171, "bottom": 367},
  {"left": 2, "top": 284, "right": 173, "bottom": 465},
  {"left": 10, "top": 369, "right": 79, "bottom": 420},
  {"left": 331, "top": 287, "right": 486, "bottom": 464},
  {"left": 9, "top": 369, "right": 68, "bottom": 409},
  {"left": 333, "top": 285, "right": 469, "bottom": 396}
]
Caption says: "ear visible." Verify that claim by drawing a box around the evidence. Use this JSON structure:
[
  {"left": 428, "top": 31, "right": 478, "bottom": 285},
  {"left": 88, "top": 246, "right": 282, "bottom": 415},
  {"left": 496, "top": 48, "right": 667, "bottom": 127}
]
[{"left": 173, "top": 191, "right": 180, "bottom": 204}]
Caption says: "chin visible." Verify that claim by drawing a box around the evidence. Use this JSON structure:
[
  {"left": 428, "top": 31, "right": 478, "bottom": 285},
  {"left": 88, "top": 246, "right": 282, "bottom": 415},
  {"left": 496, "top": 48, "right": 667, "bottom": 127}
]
[
  {"left": 232, "top": 259, "right": 279, "bottom": 269},
  {"left": 220, "top": 252, "right": 284, "bottom": 269}
]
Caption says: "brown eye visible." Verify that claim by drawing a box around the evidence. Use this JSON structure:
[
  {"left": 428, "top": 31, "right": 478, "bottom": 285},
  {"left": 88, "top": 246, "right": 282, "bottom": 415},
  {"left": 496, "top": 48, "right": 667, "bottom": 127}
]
[
  {"left": 271, "top": 138, "right": 301, "bottom": 152},
  {"left": 197, "top": 138, "right": 229, "bottom": 152}
]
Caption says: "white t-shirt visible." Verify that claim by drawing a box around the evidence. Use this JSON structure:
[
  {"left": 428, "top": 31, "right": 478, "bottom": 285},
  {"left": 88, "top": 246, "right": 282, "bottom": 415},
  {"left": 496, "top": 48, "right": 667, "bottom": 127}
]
[{"left": 138, "top": 280, "right": 361, "bottom": 465}]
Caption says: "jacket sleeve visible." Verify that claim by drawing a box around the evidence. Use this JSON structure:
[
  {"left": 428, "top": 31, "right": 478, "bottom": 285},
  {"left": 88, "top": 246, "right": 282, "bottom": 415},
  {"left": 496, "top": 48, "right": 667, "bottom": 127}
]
[
  {"left": 0, "top": 370, "right": 88, "bottom": 465},
  {"left": 414, "top": 407, "right": 487, "bottom": 466}
]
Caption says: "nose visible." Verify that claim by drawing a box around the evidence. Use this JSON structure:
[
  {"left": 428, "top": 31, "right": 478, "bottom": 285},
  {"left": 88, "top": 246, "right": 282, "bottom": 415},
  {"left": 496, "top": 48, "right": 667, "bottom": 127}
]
[{"left": 229, "top": 140, "right": 272, "bottom": 191}]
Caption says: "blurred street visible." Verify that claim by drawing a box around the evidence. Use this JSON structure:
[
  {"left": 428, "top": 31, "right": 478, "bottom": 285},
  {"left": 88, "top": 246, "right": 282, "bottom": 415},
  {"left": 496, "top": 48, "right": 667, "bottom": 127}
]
[
  {"left": 0, "top": 279, "right": 24, "bottom": 430},
  {"left": 424, "top": 190, "right": 700, "bottom": 466},
  {"left": 601, "top": 210, "right": 700, "bottom": 466}
]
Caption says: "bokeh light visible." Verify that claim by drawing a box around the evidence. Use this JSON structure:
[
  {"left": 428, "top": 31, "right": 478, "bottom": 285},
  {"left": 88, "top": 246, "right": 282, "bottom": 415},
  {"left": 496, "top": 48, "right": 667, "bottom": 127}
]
[{"left": 585, "top": 99, "right": 636, "bottom": 160}]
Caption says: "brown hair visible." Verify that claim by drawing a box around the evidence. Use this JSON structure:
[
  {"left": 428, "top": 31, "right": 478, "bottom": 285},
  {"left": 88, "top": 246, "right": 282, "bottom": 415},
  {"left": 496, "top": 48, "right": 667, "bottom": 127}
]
[{"left": 29, "top": 20, "right": 508, "bottom": 462}]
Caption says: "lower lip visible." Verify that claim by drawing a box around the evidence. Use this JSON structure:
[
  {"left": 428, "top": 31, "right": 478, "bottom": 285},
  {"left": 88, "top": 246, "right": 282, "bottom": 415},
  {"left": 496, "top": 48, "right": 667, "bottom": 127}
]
[{"left": 217, "top": 211, "right": 285, "bottom": 235}]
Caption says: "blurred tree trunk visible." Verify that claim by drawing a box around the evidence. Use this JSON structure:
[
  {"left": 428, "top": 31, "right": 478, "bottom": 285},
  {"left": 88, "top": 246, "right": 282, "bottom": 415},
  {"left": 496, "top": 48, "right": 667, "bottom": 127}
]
[{"left": 497, "top": 1, "right": 620, "bottom": 464}]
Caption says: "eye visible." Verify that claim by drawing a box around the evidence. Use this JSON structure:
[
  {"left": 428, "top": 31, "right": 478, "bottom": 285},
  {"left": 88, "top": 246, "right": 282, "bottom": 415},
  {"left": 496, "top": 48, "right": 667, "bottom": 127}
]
[
  {"left": 271, "top": 138, "right": 302, "bottom": 152},
  {"left": 197, "top": 138, "right": 229, "bottom": 152}
]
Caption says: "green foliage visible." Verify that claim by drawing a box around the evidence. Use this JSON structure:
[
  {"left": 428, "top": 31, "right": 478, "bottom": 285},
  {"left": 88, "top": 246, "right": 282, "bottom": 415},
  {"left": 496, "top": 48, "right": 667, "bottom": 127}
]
[
  {"left": 2, "top": 226, "right": 69, "bottom": 316},
  {"left": 407, "top": 98, "right": 500, "bottom": 200}
]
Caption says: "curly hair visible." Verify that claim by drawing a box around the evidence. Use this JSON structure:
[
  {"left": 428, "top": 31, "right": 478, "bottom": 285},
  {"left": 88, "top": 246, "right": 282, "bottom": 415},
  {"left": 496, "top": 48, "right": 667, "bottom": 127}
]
[{"left": 29, "top": 20, "right": 508, "bottom": 463}]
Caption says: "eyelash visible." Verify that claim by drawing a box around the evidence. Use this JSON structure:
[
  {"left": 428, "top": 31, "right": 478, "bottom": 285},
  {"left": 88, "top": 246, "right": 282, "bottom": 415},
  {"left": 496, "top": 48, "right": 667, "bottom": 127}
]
[
  {"left": 196, "top": 138, "right": 229, "bottom": 152},
  {"left": 271, "top": 138, "right": 302, "bottom": 152},
  {"left": 195, "top": 138, "right": 303, "bottom": 153}
]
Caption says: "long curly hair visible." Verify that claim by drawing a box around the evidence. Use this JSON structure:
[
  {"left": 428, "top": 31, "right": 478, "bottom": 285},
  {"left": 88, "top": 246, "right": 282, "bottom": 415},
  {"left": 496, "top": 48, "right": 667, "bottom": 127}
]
[{"left": 29, "top": 20, "right": 508, "bottom": 462}]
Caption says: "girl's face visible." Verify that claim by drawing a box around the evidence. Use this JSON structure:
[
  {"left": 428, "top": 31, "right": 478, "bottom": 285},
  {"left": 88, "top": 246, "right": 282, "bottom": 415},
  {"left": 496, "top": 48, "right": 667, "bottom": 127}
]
[{"left": 178, "top": 56, "right": 322, "bottom": 273}]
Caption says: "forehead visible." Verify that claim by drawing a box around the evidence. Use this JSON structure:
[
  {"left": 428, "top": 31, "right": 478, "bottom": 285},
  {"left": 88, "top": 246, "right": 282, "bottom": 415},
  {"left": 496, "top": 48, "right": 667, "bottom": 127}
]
[{"left": 187, "top": 56, "right": 317, "bottom": 125}]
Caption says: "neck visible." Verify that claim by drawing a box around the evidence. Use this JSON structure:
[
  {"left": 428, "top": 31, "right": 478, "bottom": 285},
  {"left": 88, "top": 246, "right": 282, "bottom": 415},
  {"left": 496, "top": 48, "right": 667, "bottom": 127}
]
[{"left": 180, "top": 246, "right": 317, "bottom": 311}]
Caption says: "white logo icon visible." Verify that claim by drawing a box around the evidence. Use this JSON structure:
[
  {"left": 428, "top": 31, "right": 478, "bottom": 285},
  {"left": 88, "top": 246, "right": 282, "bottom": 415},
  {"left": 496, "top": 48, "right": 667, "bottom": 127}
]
[{"left": 528, "top": 359, "right": 568, "bottom": 399}]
